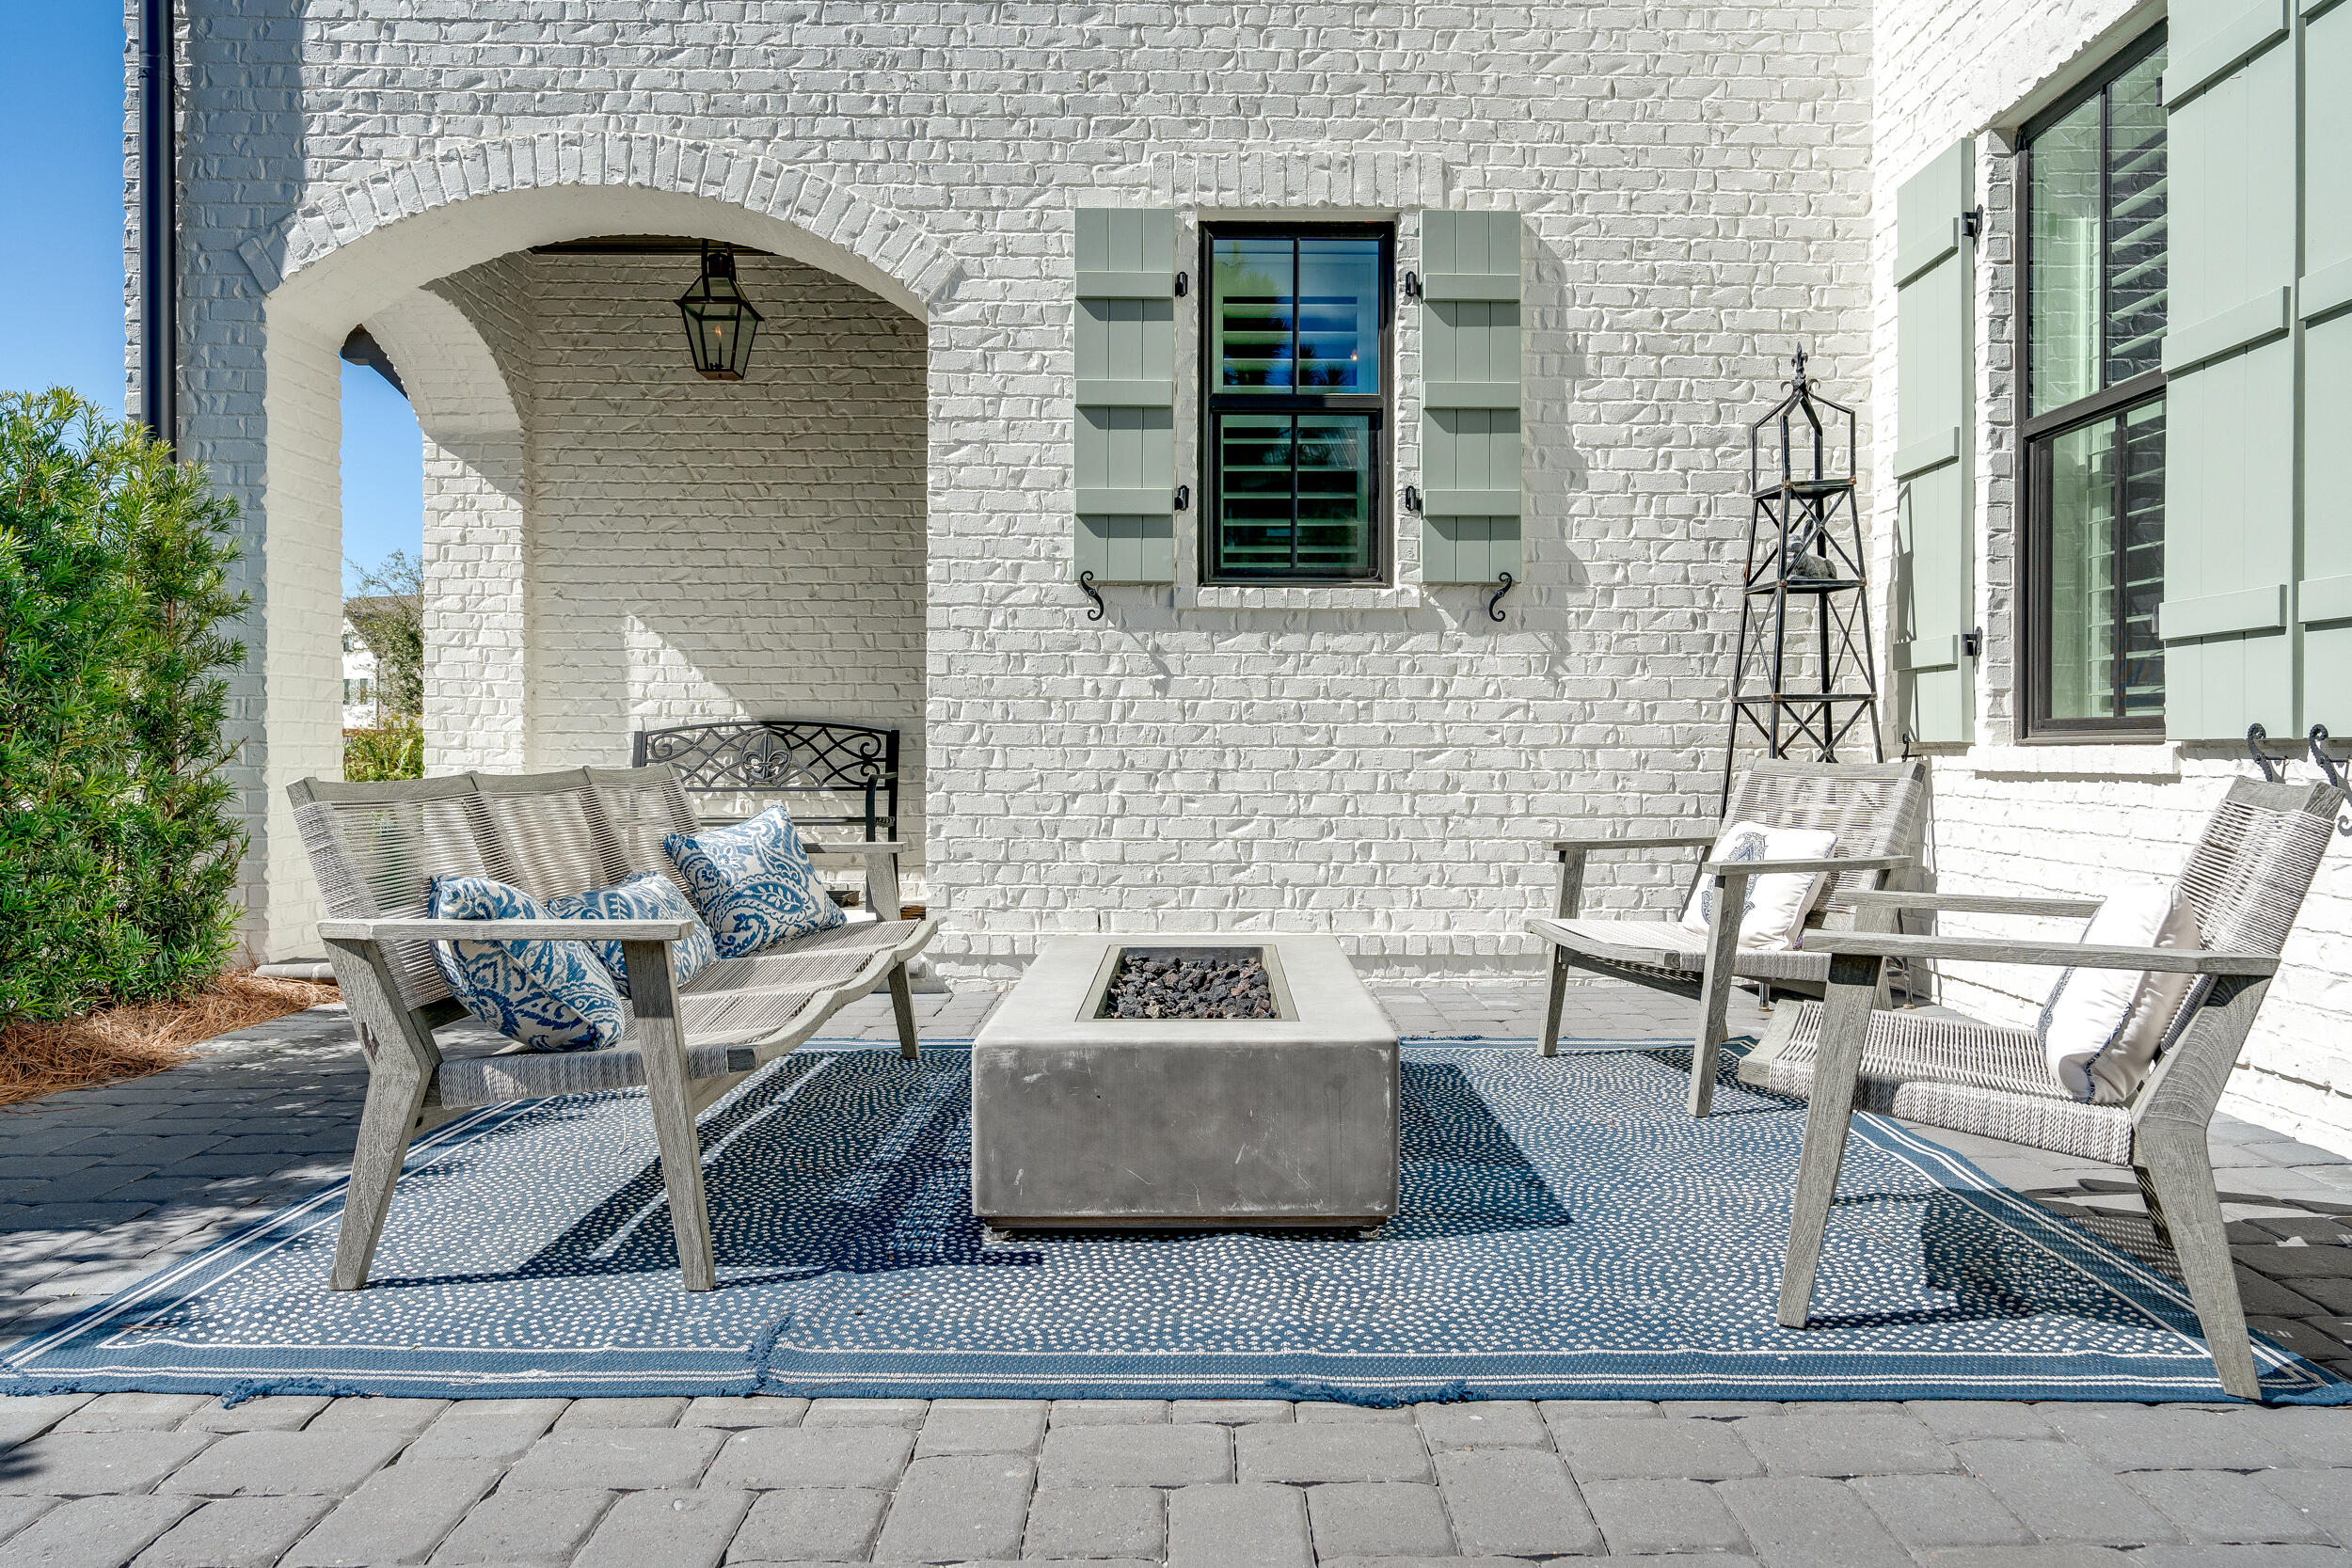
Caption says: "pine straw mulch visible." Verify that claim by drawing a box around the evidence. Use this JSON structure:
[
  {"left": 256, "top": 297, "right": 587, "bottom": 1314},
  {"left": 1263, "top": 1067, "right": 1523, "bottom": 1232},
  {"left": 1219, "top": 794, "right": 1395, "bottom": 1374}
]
[{"left": 0, "top": 973, "right": 341, "bottom": 1110}]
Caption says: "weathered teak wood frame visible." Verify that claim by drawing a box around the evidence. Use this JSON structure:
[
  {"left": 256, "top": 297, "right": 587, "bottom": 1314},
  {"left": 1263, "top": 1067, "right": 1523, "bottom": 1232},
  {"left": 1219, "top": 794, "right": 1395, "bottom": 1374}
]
[
  {"left": 1532, "top": 758, "right": 1929, "bottom": 1117},
  {"left": 291, "top": 768, "right": 937, "bottom": 1293},
  {"left": 1774, "top": 776, "right": 2337, "bottom": 1401}
]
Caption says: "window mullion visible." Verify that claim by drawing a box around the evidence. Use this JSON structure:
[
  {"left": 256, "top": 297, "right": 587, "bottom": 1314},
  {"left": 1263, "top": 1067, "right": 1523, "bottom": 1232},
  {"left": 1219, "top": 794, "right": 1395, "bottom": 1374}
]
[
  {"left": 2110, "top": 412, "right": 2126, "bottom": 718},
  {"left": 1290, "top": 240, "right": 1301, "bottom": 575},
  {"left": 2098, "top": 79, "right": 2111, "bottom": 391}
]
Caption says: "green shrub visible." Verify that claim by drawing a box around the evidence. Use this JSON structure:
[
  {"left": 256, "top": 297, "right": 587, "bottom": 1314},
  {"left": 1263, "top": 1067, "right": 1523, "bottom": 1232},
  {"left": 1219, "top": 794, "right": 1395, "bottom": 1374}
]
[
  {"left": 0, "top": 389, "right": 248, "bottom": 1024},
  {"left": 344, "top": 718, "right": 424, "bottom": 782}
]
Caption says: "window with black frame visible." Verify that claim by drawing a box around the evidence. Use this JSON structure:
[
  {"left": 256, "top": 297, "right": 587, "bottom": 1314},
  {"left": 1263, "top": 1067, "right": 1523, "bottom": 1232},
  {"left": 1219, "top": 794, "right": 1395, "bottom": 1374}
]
[
  {"left": 1203, "top": 225, "right": 1390, "bottom": 581},
  {"left": 2022, "top": 27, "right": 2167, "bottom": 737}
]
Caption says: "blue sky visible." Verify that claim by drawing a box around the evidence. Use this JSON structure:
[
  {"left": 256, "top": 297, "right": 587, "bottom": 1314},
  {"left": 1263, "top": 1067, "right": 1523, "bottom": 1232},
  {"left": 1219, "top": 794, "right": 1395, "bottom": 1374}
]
[{"left": 0, "top": 7, "right": 422, "bottom": 591}]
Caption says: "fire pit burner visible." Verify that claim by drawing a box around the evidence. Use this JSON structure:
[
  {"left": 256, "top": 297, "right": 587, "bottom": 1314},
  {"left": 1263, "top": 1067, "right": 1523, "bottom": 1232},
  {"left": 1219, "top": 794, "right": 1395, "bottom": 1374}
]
[{"left": 1095, "top": 945, "right": 1279, "bottom": 1021}]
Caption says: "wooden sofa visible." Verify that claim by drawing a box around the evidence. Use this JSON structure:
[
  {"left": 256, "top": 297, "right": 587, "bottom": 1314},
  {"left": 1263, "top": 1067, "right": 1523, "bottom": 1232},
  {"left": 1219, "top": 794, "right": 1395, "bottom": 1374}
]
[{"left": 288, "top": 764, "right": 938, "bottom": 1292}]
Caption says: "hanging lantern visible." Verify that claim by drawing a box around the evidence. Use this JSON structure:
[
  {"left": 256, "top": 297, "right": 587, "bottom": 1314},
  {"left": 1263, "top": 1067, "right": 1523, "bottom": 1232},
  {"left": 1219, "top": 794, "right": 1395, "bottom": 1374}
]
[{"left": 675, "top": 245, "right": 762, "bottom": 380}]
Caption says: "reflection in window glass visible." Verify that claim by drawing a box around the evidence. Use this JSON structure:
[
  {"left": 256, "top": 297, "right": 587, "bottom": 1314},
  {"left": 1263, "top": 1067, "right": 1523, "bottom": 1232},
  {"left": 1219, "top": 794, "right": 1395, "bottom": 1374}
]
[
  {"left": 1216, "top": 413, "right": 1295, "bottom": 570},
  {"left": 1212, "top": 238, "right": 1294, "bottom": 391},
  {"left": 1295, "top": 240, "right": 1381, "bottom": 392},
  {"left": 2030, "top": 98, "right": 2101, "bottom": 415},
  {"left": 2105, "top": 53, "right": 2167, "bottom": 387},
  {"left": 1213, "top": 236, "right": 1382, "bottom": 395},
  {"left": 2046, "top": 418, "right": 2117, "bottom": 721},
  {"left": 2045, "top": 399, "right": 2166, "bottom": 721},
  {"left": 1214, "top": 413, "right": 1375, "bottom": 578}
]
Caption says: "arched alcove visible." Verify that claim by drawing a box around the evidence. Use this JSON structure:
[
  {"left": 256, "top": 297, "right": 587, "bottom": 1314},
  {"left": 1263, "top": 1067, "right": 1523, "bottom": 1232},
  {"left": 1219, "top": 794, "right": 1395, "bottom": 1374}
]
[{"left": 246, "top": 145, "right": 950, "bottom": 957}]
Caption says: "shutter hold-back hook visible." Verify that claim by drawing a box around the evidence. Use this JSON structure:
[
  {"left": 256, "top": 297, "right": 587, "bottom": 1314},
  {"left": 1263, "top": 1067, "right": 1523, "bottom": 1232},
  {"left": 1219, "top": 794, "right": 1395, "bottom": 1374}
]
[
  {"left": 2307, "top": 725, "right": 2352, "bottom": 836},
  {"left": 2248, "top": 723, "right": 2296, "bottom": 784},
  {"left": 1078, "top": 570, "right": 1106, "bottom": 622},
  {"left": 1486, "top": 571, "right": 1515, "bottom": 623}
]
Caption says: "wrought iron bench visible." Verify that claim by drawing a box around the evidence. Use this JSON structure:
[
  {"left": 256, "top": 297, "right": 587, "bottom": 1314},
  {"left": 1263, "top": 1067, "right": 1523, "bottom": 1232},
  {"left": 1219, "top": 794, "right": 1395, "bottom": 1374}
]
[
  {"left": 633, "top": 719, "right": 900, "bottom": 843},
  {"left": 289, "top": 764, "right": 937, "bottom": 1293}
]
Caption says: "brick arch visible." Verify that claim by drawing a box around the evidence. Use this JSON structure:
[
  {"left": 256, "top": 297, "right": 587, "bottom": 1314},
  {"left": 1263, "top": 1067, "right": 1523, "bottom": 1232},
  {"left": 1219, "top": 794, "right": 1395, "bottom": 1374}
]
[
  {"left": 243, "top": 131, "right": 962, "bottom": 325},
  {"left": 243, "top": 135, "right": 959, "bottom": 960}
]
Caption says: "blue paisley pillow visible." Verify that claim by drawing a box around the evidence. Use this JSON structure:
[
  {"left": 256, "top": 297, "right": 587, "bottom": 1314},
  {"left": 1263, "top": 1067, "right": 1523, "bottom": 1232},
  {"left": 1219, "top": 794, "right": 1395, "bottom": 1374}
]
[
  {"left": 427, "top": 876, "right": 627, "bottom": 1053},
  {"left": 662, "top": 806, "right": 846, "bottom": 959},
  {"left": 544, "top": 872, "right": 720, "bottom": 999}
]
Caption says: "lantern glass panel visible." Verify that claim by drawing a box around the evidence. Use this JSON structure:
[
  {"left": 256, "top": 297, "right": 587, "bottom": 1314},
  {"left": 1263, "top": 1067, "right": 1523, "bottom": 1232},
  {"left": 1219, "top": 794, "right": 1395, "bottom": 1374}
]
[{"left": 676, "top": 254, "right": 763, "bottom": 379}]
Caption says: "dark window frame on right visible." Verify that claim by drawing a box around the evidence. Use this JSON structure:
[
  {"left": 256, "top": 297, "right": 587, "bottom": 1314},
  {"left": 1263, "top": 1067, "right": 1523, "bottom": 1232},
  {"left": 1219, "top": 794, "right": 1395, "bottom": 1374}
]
[{"left": 2017, "top": 23, "right": 2169, "bottom": 741}]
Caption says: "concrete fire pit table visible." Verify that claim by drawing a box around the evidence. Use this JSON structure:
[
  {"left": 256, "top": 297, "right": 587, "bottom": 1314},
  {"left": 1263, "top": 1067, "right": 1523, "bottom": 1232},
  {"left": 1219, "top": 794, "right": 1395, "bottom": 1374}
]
[{"left": 972, "top": 934, "right": 1401, "bottom": 1232}]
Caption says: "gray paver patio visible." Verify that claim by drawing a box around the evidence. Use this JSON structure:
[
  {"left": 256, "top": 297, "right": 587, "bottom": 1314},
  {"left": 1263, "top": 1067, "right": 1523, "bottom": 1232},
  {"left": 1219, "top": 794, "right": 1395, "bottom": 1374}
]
[{"left": 0, "top": 978, "right": 2346, "bottom": 1564}]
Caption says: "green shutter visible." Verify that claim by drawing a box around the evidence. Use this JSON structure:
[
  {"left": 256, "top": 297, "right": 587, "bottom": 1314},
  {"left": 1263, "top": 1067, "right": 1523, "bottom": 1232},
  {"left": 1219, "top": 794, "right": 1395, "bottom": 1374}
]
[
  {"left": 1073, "top": 210, "right": 1177, "bottom": 583},
  {"left": 1420, "top": 211, "right": 1523, "bottom": 584},
  {"left": 1892, "top": 139, "right": 1976, "bottom": 744},
  {"left": 2159, "top": 1, "right": 2296, "bottom": 737},
  {"left": 2300, "top": 0, "right": 2352, "bottom": 732}
]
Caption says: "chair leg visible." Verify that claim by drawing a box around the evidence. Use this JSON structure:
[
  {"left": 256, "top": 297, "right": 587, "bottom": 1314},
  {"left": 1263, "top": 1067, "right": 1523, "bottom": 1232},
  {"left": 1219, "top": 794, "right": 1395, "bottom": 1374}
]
[
  {"left": 888, "top": 961, "right": 920, "bottom": 1062},
  {"left": 330, "top": 1061, "right": 430, "bottom": 1291},
  {"left": 1690, "top": 962, "right": 1736, "bottom": 1117},
  {"left": 1778, "top": 952, "right": 1882, "bottom": 1328},
  {"left": 625, "top": 939, "right": 718, "bottom": 1291},
  {"left": 1689, "top": 874, "right": 1749, "bottom": 1117},
  {"left": 2133, "top": 1161, "right": 2175, "bottom": 1253},
  {"left": 2137, "top": 1129, "right": 2262, "bottom": 1400},
  {"left": 1540, "top": 946, "right": 1571, "bottom": 1058}
]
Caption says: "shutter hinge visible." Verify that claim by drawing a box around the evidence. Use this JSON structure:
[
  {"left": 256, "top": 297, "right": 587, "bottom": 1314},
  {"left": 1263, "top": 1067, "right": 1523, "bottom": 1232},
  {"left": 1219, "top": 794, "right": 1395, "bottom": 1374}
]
[
  {"left": 1403, "top": 484, "right": 1423, "bottom": 514},
  {"left": 1173, "top": 484, "right": 1190, "bottom": 511},
  {"left": 1174, "top": 271, "right": 1188, "bottom": 297},
  {"left": 1960, "top": 207, "right": 1983, "bottom": 242},
  {"left": 1962, "top": 627, "right": 1983, "bottom": 658},
  {"left": 1401, "top": 270, "right": 1422, "bottom": 301}
]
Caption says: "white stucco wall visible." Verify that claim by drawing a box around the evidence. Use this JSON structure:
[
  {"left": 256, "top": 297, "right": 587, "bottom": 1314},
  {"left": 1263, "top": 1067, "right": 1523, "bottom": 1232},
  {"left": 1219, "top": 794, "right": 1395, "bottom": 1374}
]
[{"left": 1868, "top": 0, "right": 2352, "bottom": 1152}]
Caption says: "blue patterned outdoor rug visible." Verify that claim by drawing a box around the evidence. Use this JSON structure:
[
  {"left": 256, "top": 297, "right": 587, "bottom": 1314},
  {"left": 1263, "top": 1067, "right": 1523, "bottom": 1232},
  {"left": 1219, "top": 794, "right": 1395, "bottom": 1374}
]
[{"left": 7, "top": 1041, "right": 2346, "bottom": 1405}]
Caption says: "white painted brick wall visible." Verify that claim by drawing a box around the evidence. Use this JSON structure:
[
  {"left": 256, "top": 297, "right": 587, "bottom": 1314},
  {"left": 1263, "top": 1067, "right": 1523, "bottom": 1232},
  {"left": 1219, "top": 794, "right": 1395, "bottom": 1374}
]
[
  {"left": 525, "top": 250, "right": 928, "bottom": 860},
  {"left": 152, "top": 0, "right": 2351, "bottom": 1152},
  {"left": 167, "top": 1, "right": 1875, "bottom": 982}
]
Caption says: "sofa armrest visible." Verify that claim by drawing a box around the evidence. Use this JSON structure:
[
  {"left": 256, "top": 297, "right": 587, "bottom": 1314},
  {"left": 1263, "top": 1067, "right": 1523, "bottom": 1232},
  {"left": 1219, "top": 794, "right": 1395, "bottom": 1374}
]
[{"left": 803, "top": 841, "right": 907, "bottom": 920}]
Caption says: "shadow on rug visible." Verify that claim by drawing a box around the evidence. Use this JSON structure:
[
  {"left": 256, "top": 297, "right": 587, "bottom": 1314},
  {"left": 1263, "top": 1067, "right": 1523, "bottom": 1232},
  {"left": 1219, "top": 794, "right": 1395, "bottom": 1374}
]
[{"left": 6, "top": 1041, "right": 2346, "bottom": 1405}]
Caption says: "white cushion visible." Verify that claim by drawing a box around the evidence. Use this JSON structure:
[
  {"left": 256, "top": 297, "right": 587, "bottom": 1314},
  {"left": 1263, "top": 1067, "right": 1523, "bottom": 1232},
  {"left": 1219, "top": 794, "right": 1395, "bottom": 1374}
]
[
  {"left": 1677, "top": 820, "right": 1839, "bottom": 953},
  {"left": 2041, "top": 886, "right": 2204, "bottom": 1104}
]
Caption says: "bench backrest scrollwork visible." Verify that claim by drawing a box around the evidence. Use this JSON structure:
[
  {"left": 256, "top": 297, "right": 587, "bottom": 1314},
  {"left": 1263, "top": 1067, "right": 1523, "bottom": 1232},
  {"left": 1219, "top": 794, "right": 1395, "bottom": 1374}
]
[{"left": 631, "top": 719, "right": 899, "bottom": 842}]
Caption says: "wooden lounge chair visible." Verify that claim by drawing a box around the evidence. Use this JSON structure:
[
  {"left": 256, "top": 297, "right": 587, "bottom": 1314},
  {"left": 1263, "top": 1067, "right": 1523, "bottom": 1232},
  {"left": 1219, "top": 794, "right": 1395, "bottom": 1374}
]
[
  {"left": 288, "top": 765, "right": 938, "bottom": 1292},
  {"left": 1530, "top": 758, "right": 1929, "bottom": 1115},
  {"left": 1761, "top": 776, "right": 2337, "bottom": 1399}
]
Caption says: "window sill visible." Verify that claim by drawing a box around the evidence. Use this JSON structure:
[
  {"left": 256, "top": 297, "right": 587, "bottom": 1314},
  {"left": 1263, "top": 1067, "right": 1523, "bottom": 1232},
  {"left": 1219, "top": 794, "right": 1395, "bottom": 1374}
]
[
  {"left": 1963, "top": 742, "right": 2182, "bottom": 780},
  {"left": 1182, "top": 584, "right": 1422, "bottom": 612}
]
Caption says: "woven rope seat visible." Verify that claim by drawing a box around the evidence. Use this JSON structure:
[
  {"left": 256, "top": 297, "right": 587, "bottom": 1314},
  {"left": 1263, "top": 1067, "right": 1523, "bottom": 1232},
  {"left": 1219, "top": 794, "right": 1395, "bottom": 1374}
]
[
  {"left": 1525, "top": 917, "right": 1835, "bottom": 986},
  {"left": 1741, "top": 1002, "right": 2131, "bottom": 1164},
  {"left": 288, "top": 763, "right": 939, "bottom": 1292},
  {"left": 434, "top": 922, "right": 925, "bottom": 1107}
]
